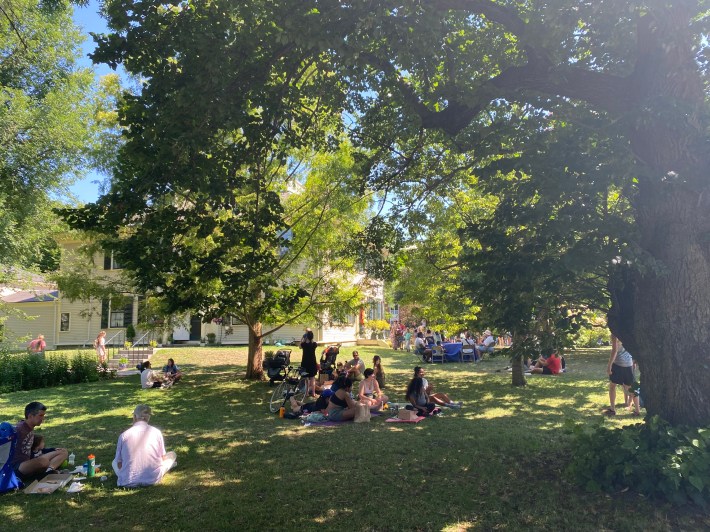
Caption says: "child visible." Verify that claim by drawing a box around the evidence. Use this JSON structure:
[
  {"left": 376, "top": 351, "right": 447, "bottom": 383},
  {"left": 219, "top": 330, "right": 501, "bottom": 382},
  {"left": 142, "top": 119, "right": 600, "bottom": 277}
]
[{"left": 31, "top": 435, "right": 55, "bottom": 458}]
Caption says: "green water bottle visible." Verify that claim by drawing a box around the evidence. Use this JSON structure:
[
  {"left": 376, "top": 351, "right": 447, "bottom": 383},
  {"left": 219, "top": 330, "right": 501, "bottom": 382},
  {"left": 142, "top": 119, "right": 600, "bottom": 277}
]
[{"left": 87, "top": 454, "right": 96, "bottom": 478}]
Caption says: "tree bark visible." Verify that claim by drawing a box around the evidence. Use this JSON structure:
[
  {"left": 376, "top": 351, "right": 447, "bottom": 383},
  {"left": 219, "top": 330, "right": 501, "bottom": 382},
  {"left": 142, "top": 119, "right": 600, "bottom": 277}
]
[
  {"left": 245, "top": 321, "right": 264, "bottom": 380},
  {"left": 610, "top": 182, "right": 710, "bottom": 426},
  {"left": 510, "top": 331, "right": 526, "bottom": 387}
]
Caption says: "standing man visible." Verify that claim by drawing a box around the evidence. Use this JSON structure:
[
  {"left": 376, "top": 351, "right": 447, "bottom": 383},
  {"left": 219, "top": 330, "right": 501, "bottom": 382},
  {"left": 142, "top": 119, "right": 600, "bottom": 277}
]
[
  {"left": 12, "top": 402, "right": 68, "bottom": 479},
  {"left": 113, "top": 404, "right": 177, "bottom": 487},
  {"left": 604, "top": 335, "right": 641, "bottom": 416}
]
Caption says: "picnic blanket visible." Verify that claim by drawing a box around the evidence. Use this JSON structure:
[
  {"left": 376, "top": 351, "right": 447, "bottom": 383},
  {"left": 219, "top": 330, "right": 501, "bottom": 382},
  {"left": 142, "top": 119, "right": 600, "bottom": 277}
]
[{"left": 302, "top": 411, "right": 381, "bottom": 427}]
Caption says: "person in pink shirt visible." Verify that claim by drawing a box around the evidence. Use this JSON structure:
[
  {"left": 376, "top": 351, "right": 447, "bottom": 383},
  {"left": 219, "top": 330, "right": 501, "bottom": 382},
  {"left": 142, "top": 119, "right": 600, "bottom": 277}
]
[{"left": 27, "top": 334, "right": 46, "bottom": 357}]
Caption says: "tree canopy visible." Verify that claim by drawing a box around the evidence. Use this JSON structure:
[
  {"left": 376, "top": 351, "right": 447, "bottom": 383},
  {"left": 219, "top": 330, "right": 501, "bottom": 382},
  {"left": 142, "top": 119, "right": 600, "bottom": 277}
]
[{"left": 0, "top": 0, "right": 106, "bottom": 282}]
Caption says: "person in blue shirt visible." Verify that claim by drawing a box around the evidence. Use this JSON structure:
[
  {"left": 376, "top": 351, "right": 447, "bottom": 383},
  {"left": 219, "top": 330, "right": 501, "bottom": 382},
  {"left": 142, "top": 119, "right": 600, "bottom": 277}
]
[{"left": 162, "top": 358, "right": 182, "bottom": 384}]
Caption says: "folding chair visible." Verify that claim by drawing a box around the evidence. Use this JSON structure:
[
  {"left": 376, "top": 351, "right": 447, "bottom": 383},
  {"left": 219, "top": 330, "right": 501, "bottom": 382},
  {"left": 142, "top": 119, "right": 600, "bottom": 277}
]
[
  {"left": 431, "top": 345, "right": 445, "bottom": 363},
  {"left": 461, "top": 340, "right": 477, "bottom": 362}
]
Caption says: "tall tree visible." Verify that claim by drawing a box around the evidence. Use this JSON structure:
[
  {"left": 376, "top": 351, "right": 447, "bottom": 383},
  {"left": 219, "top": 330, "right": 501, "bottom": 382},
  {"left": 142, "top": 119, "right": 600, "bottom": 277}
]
[
  {"left": 60, "top": 2, "right": 373, "bottom": 378},
  {"left": 0, "top": 0, "right": 98, "bottom": 281},
  {"left": 282, "top": 0, "right": 710, "bottom": 425}
]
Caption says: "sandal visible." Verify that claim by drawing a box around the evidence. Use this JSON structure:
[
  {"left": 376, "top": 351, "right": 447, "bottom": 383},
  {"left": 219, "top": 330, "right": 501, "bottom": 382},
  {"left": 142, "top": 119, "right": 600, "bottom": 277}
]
[
  {"left": 631, "top": 411, "right": 641, "bottom": 416},
  {"left": 603, "top": 408, "right": 616, "bottom": 416}
]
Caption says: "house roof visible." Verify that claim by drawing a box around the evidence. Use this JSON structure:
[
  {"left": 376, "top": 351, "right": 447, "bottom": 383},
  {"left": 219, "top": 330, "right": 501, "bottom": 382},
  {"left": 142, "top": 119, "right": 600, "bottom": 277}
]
[{"left": 1, "top": 290, "right": 59, "bottom": 303}]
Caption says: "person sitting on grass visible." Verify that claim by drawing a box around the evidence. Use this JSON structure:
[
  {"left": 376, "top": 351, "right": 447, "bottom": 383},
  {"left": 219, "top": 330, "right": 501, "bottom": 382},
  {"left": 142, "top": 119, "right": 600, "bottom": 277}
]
[
  {"left": 529, "top": 348, "right": 563, "bottom": 375},
  {"left": 326, "top": 376, "right": 360, "bottom": 422},
  {"left": 414, "top": 367, "right": 462, "bottom": 408},
  {"left": 12, "top": 402, "right": 68, "bottom": 480},
  {"left": 162, "top": 358, "right": 183, "bottom": 383},
  {"left": 344, "top": 351, "right": 366, "bottom": 381},
  {"left": 405, "top": 377, "right": 437, "bottom": 417},
  {"left": 140, "top": 361, "right": 165, "bottom": 389},
  {"left": 113, "top": 404, "right": 177, "bottom": 487},
  {"left": 289, "top": 389, "right": 333, "bottom": 416},
  {"left": 358, "top": 369, "right": 389, "bottom": 411}
]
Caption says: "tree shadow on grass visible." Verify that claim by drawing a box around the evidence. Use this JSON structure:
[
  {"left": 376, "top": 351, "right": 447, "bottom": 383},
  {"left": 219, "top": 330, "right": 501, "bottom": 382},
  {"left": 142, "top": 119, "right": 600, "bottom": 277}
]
[{"left": 0, "top": 349, "right": 706, "bottom": 531}]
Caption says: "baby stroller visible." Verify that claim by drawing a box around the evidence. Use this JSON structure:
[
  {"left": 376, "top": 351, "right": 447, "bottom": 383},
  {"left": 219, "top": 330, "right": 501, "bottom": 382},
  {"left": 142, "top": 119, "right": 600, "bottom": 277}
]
[
  {"left": 318, "top": 344, "right": 341, "bottom": 380},
  {"left": 263, "top": 349, "right": 292, "bottom": 385}
]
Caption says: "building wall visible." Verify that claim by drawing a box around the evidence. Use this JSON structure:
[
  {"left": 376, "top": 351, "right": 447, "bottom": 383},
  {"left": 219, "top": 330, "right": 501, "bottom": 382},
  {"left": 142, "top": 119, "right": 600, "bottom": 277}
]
[{"left": 1, "top": 302, "right": 57, "bottom": 349}]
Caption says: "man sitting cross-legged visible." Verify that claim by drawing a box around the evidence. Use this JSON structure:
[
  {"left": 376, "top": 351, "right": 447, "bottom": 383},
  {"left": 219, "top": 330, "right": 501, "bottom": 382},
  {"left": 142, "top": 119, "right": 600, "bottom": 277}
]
[
  {"left": 12, "top": 401, "right": 68, "bottom": 480},
  {"left": 112, "top": 404, "right": 176, "bottom": 487}
]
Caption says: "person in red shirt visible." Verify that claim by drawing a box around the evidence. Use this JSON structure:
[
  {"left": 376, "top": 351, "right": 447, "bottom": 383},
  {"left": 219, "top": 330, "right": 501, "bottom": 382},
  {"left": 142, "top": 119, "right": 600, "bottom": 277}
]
[{"left": 530, "top": 348, "right": 562, "bottom": 375}]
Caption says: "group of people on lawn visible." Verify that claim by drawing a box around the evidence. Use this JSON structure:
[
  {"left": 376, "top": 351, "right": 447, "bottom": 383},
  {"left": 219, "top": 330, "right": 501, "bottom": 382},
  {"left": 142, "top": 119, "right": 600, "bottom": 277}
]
[
  {"left": 10, "top": 401, "right": 176, "bottom": 489},
  {"left": 412, "top": 327, "right": 497, "bottom": 363},
  {"left": 293, "top": 329, "right": 463, "bottom": 421}
]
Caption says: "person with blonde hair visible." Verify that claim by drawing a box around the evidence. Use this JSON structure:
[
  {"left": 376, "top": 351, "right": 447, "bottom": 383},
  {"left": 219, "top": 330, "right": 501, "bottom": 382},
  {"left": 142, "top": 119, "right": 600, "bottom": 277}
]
[{"left": 94, "top": 331, "right": 107, "bottom": 363}]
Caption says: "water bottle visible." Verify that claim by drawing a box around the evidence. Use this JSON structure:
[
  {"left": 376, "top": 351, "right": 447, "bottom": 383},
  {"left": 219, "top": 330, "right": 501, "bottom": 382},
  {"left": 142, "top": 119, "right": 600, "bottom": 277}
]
[
  {"left": 68, "top": 452, "right": 75, "bottom": 466},
  {"left": 278, "top": 407, "right": 285, "bottom": 418},
  {"left": 87, "top": 454, "right": 95, "bottom": 478}
]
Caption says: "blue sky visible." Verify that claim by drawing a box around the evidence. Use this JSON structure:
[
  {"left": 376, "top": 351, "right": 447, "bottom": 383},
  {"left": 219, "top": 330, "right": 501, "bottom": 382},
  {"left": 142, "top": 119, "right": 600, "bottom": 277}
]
[{"left": 66, "top": 1, "right": 111, "bottom": 204}]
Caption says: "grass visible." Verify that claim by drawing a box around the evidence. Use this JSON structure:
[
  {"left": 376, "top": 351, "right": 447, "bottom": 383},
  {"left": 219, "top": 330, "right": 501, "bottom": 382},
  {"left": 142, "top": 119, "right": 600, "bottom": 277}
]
[{"left": 0, "top": 346, "right": 708, "bottom": 531}]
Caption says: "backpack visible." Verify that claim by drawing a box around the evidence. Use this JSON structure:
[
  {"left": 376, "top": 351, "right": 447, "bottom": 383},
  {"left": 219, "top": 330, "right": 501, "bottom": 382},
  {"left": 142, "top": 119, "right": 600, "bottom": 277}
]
[{"left": 0, "top": 422, "right": 22, "bottom": 493}]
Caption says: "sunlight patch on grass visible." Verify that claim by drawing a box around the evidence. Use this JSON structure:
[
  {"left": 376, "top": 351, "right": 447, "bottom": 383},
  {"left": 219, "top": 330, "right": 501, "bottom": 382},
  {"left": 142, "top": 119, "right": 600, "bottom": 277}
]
[{"left": 442, "top": 520, "right": 478, "bottom": 531}]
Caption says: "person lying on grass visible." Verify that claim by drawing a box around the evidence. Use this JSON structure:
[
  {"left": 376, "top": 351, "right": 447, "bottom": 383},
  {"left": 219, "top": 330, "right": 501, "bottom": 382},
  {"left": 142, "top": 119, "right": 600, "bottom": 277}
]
[
  {"left": 413, "top": 367, "right": 462, "bottom": 408},
  {"left": 528, "top": 348, "right": 563, "bottom": 375},
  {"left": 358, "top": 369, "right": 389, "bottom": 411},
  {"left": 289, "top": 389, "right": 333, "bottom": 415},
  {"left": 326, "top": 376, "right": 360, "bottom": 422}
]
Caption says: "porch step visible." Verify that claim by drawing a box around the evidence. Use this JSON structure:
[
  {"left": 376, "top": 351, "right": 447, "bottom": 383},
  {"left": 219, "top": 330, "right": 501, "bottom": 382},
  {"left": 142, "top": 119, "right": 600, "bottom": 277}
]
[{"left": 108, "top": 347, "right": 157, "bottom": 369}]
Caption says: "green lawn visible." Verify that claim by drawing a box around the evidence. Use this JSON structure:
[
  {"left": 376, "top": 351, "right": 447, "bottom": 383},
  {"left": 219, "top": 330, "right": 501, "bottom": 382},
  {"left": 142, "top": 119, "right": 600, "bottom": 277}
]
[{"left": 0, "top": 346, "right": 707, "bottom": 531}]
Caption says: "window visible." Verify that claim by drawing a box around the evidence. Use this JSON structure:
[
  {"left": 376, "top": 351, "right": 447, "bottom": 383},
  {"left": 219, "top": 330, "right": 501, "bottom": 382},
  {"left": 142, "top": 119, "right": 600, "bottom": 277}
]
[
  {"left": 60, "top": 312, "right": 70, "bottom": 332},
  {"left": 101, "top": 298, "right": 134, "bottom": 328},
  {"left": 103, "top": 251, "right": 122, "bottom": 270}
]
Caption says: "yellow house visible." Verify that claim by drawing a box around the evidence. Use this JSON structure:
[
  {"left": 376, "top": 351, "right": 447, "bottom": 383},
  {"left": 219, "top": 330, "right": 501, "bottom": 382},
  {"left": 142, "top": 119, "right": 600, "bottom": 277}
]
[{"left": 1, "top": 237, "right": 383, "bottom": 350}]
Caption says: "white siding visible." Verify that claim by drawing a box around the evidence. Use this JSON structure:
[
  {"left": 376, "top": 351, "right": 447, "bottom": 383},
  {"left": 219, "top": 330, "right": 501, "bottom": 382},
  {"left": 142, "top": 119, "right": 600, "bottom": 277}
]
[{"left": 1, "top": 302, "right": 57, "bottom": 349}]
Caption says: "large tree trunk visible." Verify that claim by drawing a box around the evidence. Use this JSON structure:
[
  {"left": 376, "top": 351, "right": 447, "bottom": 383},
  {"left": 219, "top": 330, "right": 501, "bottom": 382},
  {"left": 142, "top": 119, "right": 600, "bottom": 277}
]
[
  {"left": 245, "top": 321, "right": 264, "bottom": 380},
  {"left": 607, "top": 7, "right": 710, "bottom": 425},
  {"left": 510, "top": 331, "right": 526, "bottom": 387},
  {"left": 610, "top": 182, "right": 710, "bottom": 426}
]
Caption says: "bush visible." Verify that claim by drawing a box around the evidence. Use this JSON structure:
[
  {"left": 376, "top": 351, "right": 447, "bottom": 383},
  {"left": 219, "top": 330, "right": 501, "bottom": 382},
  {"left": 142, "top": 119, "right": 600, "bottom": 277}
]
[
  {"left": 125, "top": 324, "right": 136, "bottom": 341},
  {"left": 566, "top": 416, "right": 710, "bottom": 507},
  {"left": 0, "top": 347, "right": 114, "bottom": 394},
  {"left": 206, "top": 333, "right": 216, "bottom": 345}
]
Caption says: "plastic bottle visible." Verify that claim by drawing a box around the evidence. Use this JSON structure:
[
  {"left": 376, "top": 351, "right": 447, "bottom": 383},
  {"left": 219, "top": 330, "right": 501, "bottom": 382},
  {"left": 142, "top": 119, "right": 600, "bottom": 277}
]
[
  {"left": 68, "top": 452, "right": 75, "bottom": 466},
  {"left": 87, "top": 454, "right": 96, "bottom": 478},
  {"left": 278, "top": 407, "right": 285, "bottom": 418}
]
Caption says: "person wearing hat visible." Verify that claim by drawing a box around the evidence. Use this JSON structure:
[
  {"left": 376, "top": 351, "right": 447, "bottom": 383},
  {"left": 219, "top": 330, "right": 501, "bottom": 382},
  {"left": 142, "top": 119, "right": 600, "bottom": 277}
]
[
  {"left": 476, "top": 330, "right": 496, "bottom": 358},
  {"left": 112, "top": 405, "right": 176, "bottom": 487}
]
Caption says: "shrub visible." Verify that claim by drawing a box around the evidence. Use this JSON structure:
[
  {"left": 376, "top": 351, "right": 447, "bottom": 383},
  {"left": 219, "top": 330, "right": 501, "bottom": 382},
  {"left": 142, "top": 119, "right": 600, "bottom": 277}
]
[
  {"left": 0, "top": 348, "right": 114, "bottom": 394},
  {"left": 125, "top": 324, "right": 136, "bottom": 341},
  {"left": 566, "top": 416, "right": 710, "bottom": 507},
  {"left": 206, "top": 333, "right": 216, "bottom": 345}
]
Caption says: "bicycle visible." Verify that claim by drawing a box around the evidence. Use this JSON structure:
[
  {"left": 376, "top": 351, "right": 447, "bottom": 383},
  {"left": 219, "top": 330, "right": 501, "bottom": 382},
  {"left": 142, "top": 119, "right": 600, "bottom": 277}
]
[{"left": 268, "top": 365, "right": 309, "bottom": 413}]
